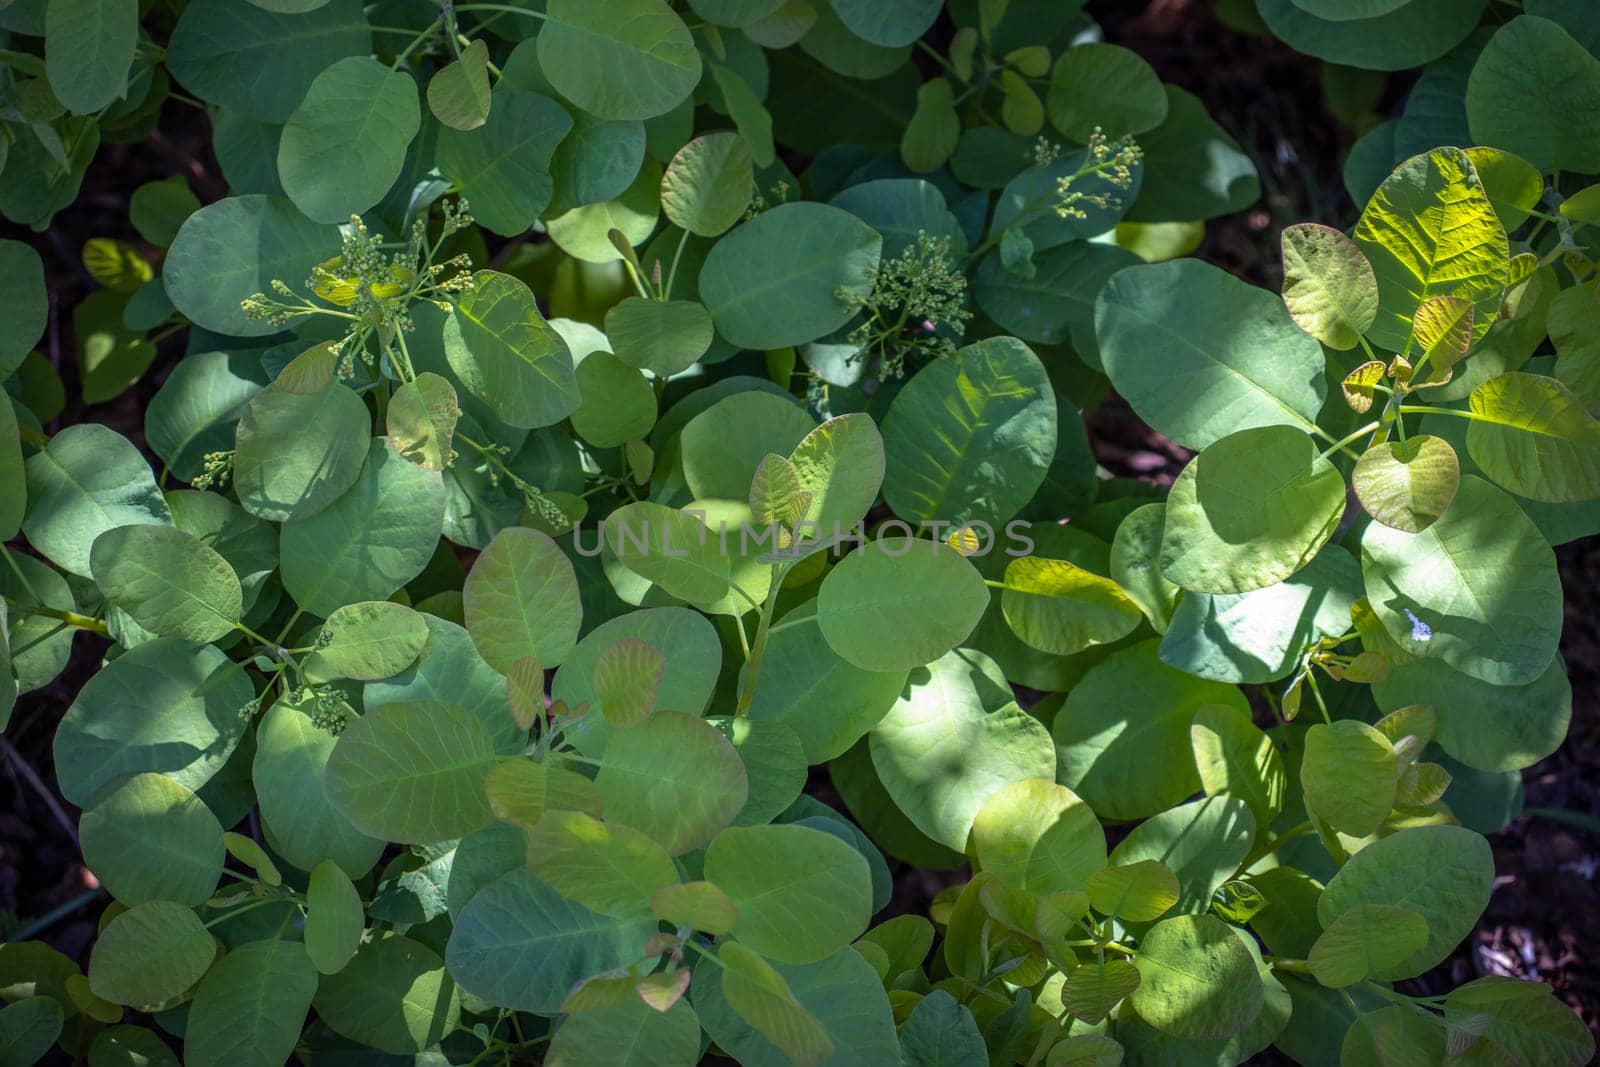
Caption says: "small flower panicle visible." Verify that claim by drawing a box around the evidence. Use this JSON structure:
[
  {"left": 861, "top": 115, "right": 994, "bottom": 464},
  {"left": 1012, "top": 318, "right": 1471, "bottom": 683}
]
[
  {"left": 1054, "top": 128, "right": 1142, "bottom": 221},
  {"left": 842, "top": 231, "right": 973, "bottom": 381},
  {"left": 193, "top": 449, "right": 234, "bottom": 490}
]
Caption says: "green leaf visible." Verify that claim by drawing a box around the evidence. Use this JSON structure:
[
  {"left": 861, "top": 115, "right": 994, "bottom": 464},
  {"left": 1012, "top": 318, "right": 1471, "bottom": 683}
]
[
  {"left": 787, "top": 412, "right": 885, "bottom": 538},
  {"left": 278, "top": 57, "right": 420, "bottom": 223},
  {"left": 252, "top": 697, "right": 385, "bottom": 878},
  {"left": 90, "top": 524, "right": 241, "bottom": 643},
  {"left": 596, "top": 709, "right": 747, "bottom": 854},
  {"left": 710, "top": 942, "right": 835, "bottom": 1067},
  {"left": 700, "top": 201, "right": 882, "bottom": 350},
  {"left": 603, "top": 502, "right": 738, "bottom": 608},
  {"left": 547, "top": 158, "right": 662, "bottom": 263},
  {"left": 882, "top": 336, "right": 1056, "bottom": 529},
  {"left": 143, "top": 351, "right": 268, "bottom": 483},
  {"left": 0, "top": 998, "right": 63, "bottom": 1067},
  {"left": 974, "top": 241, "right": 1141, "bottom": 354},
  {"left": 970, "top": 778, "right": 1106, "bottom": 894},
  {"left": 1318, "top": 825, "right": 1493, "bottom": 979},
  {"left": 1046, "top": 42, "right": 1167, "bottom": 141},
  {"left": 1096, "top": 260, "right": 1326, "bottom": 450},
  {"left": 0, "top": 240, "right": 46, "bottom": 375},
  {"left": 45, "top": 0, "right": 136, "bottom": 114},
  {"left": 605, "top": 297, "right": 715, "bottom": 377},
  {"left": 999, "top": 557, "right": 1143, "bottom": 656},
  {"left": 705, "top": 823, "right": 872, "bottom": 964},
  {"left": 79, "top": 773, "right": 224, "bottom": 907},
  {"left": 680, "top": 391, "right": 815, "bottom": 502},
  {"left": 386, "top": 371, "right": 460, "bottom": 472},
  {"left": 305, "top": 860, "right": 364, "bottom": 975},
  {"left": 816, "top": 539, "right": 988, "bottom": 672},
  {"left": 1160, "top": 425, "right": 1345, "bottom": 595},
  {"left": 166, "top": 0, "right": 370, "bottom": 122},
  {"left": 1442, "top": 977, "right": 1596, "bottom": 1067},
  {"left": 869, "top": 648, "right": 1055, "bottom": 850},
  {"left": 55, "top": 638, "right": 250, "bottom": 806},
  {"left": 184, "top": 940, "right": 318, "bottom": 1067},
  {"left": 22, "top": 422, "right": 170, "bottom": 577},
  {"left": 1060, "top": 964, "right": 1141, "bottom": 1027},
  {"left": 546, "top": 996, "right": 702, "bottom": 1066},
  {"left": 1467, "top": 16, "right": 1600, "bottom": 176},
  {"left": 1467, "top": 372, "right": 1600, "bottom": 503},
  {"left": 1352, "top": 147, "right": 1509, "bottom": 353},
  {"left": 1129, "top": 915, "right": 1263, "bottom": 1041},
  {"left": 1307, "top": 904, "right": 1427, "bottom": 988},
  {"left": 829, "top": 0, "right": 939, "bottom": 46},
  {"left": 437, "top": 90, "right": 574, "bottom": 236},
  {"left": 650, "top": 880, "right": 739, "bottom": 935},
  {"left": 427, "top": 38, "right": 492, "bottom": 131},
  {"left": 1161, "top": 544, "right": 1361, "bottom": 685},
  {"left": 1280, "top": 223, "right": 1378, "bottom": 350},
  {"left": 89, "top": 901, "right": 214, "bottom": 1008},
  {"left": 537, "top": 0, "right": 699, "bottom": 119},
  {"left": 528, "top": 810, "right": 679, "bottom": 917},
  {"left": 313, "top": 935, "right": 458, "bottom": 1053},
  {"left": 463, "top": 526, "right": 582, "bottom": 674},
  {"left": 571, "top": 352, "right": 657, "bottom": 447},
  {"left": 0, "top": 404, "right": 23, "bottom": 545},
  {"left": 1254, "top": 0, "right": 1487, "bottom": 71},
  {"left": 326, "top": 700, "right": 500, "bottom": 843},
  {"left": 445, "top": 271, "right": 580, "bottom": 429},
  {"left": 445, "top": 868, "right": 657, "bottom": 1013},
  {"left": 1353, "top": 435, "right": 1461, "bottom": 532},
  {"left": 547, "top": 111, "right": 647, "bottom": 214},
  {"left": 1123, "top": 86, "right": 1259, "bottom": 223},
  {"left": 163, "top": 195, "right": 341, "bottom": 337},
  {"left": 129, "top": 176, "right": 202, "bottom": 248},
  {"left": 1189, "top": 705, "right": 1287, "bottom": 834},
  {"left": 1109, "top": 796, "right": 1257, "bottom": 917},
  {"left": 1087, "top": 860, "right": 1181, "bottom": 922},
  {"left": 901, "top": 77, "right": 960, "bottom": 173},
  {"left": 305, "top": 601, "right": 429, "bottom": 682},
  {"left": 1054, "top": 640, "right": 1251, "bottom": 821},
  {"left": 1373, "top": 655, "right": 1571, "bottom": 773},
  {"left": 1301, "top": 720, "right": 1399, "bottom": 837},
  {"left": 233, "top": 380, "right": 370, "bottom": 523},
  {"left": 592, "top": 638, "right": 665, "bottom": 728},
  {"left": 898, "top": 989, "right": 986, "bottom": 1066},
  {"left": 1361, "top": 475, "right": 1561, "bottom": 685},
  {"left": 660, "top": 131, "right": 753, "bottom": 238},
  {"left": 279, "top": 438, "right": 445, "bottom": 617}
]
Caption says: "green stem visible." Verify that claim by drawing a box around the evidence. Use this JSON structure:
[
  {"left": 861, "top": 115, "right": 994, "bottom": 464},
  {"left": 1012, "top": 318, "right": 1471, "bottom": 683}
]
[
  {"left": 6, "top": 599, "right": 109, "bottom": 637},
  {"left": 662, "top": 229, "right": 690, "bottom": 301},
  {"left": 735, "top": 572, "right": 788, "bottom": 715},
  {"left": 1239, "top": 820, "right": 1312, "bottom": 871},
  {"left": 0, "top": 49, "right": 46, "bottom": 77},
  {"left": 1397, "top": 404, "right": 1476, "bottom": 421},
  {"left": 452, "top": 3, "right": 546, "bottom": 18},
  {"left": 202, "top": 896, "right": 286, "bottom": 929},
  {"left": 1268, "top": 958, "right": 1313, "bottom": 975},
  {"left": 1317, "top": 420, "right": 1380, "bottom": 462}
]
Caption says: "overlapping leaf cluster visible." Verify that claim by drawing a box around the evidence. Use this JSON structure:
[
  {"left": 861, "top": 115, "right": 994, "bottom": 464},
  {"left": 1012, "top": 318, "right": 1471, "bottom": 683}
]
[{"left": 1, "top": 1, "right": 1598, "bottom": 1065}]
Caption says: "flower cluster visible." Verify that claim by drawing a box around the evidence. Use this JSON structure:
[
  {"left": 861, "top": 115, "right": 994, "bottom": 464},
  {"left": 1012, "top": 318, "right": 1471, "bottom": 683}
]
[
  {"left": 1054, "top": 128, "right": 1142, "bottom": 221},
  {"left": 843, "top": 232, "right": 973, "bottom": 380}
]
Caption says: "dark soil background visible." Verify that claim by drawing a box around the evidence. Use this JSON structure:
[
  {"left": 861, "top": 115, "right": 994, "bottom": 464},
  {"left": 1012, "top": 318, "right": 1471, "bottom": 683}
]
[{"left": 1, "top": 0, "right": 1595, "bottom": 1057}]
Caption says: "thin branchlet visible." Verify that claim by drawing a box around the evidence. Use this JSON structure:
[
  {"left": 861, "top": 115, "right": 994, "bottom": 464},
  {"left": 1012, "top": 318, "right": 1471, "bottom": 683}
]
[{"left": 840, "top": 231, "right": 973, "bottom": 381}]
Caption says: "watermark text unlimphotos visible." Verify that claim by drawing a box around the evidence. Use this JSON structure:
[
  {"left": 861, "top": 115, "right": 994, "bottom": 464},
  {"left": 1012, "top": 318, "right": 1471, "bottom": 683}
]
[{"left": 573, "top": 515, "right": 1038, "bottom": 563}]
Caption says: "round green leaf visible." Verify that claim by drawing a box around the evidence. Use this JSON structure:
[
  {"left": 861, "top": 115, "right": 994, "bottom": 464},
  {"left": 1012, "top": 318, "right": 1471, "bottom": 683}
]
[
  {"left": 546, "top": 995, "right": 702, "bottom": 1066},
  {"left": 816, "top": 538, "right": 989, "bottom": 672},
  {"left": 89, "top": 902, "right": 214, "bottom": 1008},
  {"left": 1255, "top": 0, "right": 1488, "bottom": 71},
  {"left": 1054, "top": 640, "right": 1251, "bottom": 822},
  {"left": 366, "top": 615, "right": 527, "bottom": 754},
  {"left": 233, "top": 380, "right": 370, "bottom": 522},
  {"left": 313, "top": 936, "right": 458, "bottom": 1053},
  {"left": 444, "top": 270, "right": 580, "bottom": 429},
  {"left": 970, "top": 778, "right": 1106, "bottom": 895},
  {"left": 45, "top": 0, "right": 136, "bottom": 114},
  {"left": 705, "top": 823, "right": 872, "bottom": 965},
  {"left": 326, "top": 700, "right": 500, "bottom": 844},
  {"left": 164, "top": 195, "right": 341, "bottom": 337},
  {"left": 1130, "top": 915, "right": 1263, "bottom": 1041},
  {"left": 1361, "top": 475, "right": 1561, "bottom": 685},
  {"left": 54, "top": 637, "right": 251, "bottom": 807},
  {"left": 463, "top": 526, "right": 582, "bottom": 673},
  {"left": 1161, "top": 425, "right": 1346, "bottom": 595},
  {"left": 527, "top": 810, "right": 679, "bottom": 918},
  {"left": 0, "top": 998, "right": 64, "bottom": 1067},
  {"left": 999, "top": 556, "right": 1142, "bottom": 656},
  {"left": 1467, "top": 372, "right": 1600, "bottom": 503},
  {"left": 0, "top": 240, "right": 46, "bottom": 375},
  {"left": 305, "top": 860, "right": 364, "bottom": 975},
  {"left": 279, "top": 438, "right": 446, "bottom": 618},
  {"left": 166, "top": 0, "right": 371, "bottom": 122},
  {"left": 90, "top": 524, "right": 242, "bottom": 643},
  {"left": 974, "top": 241, "right": 1142, "bottom": 354},
  {"left": 660, "top": 131, "right": 754, "bottom": 237},
  {"left": 1307, "top": 904, "right": 1428, "bottom": 988},
  {"left": 679, "top": 391, "right": 815, "bottom": 502},
  {"left": 1301, "top": 720, "right": 1398, "bottom": 837},
  {"left": 829, "top": 0, "right": 938, "bottom": 46},
  {"left": 1373, "top": 654, "right": 1571, "bottom": 772},
  {"left": 278, "top": 57, "right": 420, "bottom": 223},
  {"left": 699, "top": 201, "right": 882, "bottom": 350},
  {"left": 651, "top": 880, "right": 739, "bottom": 935},
  {"left": 787, "top": 412, "right": 885, "bottom": 539},
  {"left": 252, "top": 697, "right": 387, "bottom": 878},
  {"left": 305, "top": 601, "right": 429, "bottom": 682},
  {"left": 80, "top": 772, "right": 224, "bottom": 907},
  {"left": 1353, "top": 435, "right": 1460, "bottom": 532},
  {"left": 547, "top": 157, "right": 662, "bottom": 263},
  {"left": 1467, "top": 16, "right": 1600, "bottom": 176},
  {"left": 1280, "top": 222, "right": 1378, "bottom": 351},
  {"left": 572, "top": 352, "right": 657, "bottom": 447},
  {"left": 537, "top": 0, "right": 701, "bottom": 120},
  {"left": 1317, "top": 825, "right": 1492, "bottom": 979},
  {"left": 445, "top": 868, "right": 658, "bottom": 1013},
  {"left": 386, "top": 371, "right": 461, "bottom": 472},
  {"left": 596, "top": 709, "right": 748, "bottom": 854},
  {"left": 869, "top": 648, "right": 1055, "bottom": 851},
  {"left": 427, "top": 38, "right": 491, "bottom": 132},
  {"left": 1086, "top": 860, "right": 1181, "bottom": 923},
  {"left": 1046, "top": 42, "right": 1167, "bottom": 141},
  {"left": 144, "top": 350, "right": 269, "bottom": 483},
  {"left": 184, "top": 939, "right": 318, "bottom": 1067},
  {"left": 1096, "top": 260, "right": 1327, "bottom": 450},
  {"left": 437, "top": 90, "right": 574, "bottom": 236},
  {"left": 22, "top": 422, "right": 170, "bottom": 577},
  {"left": 882, "top": 336, "right": 1056, "bottom": 529},
  {"left": 605, "top": 296, "right": 715, "bottom": 376},
  {"left": 548, "top": 112, "right": 648, "bottom": 214},
  {"left": 1109, "top": 796, "right": 1257, "bottom": 917}
]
